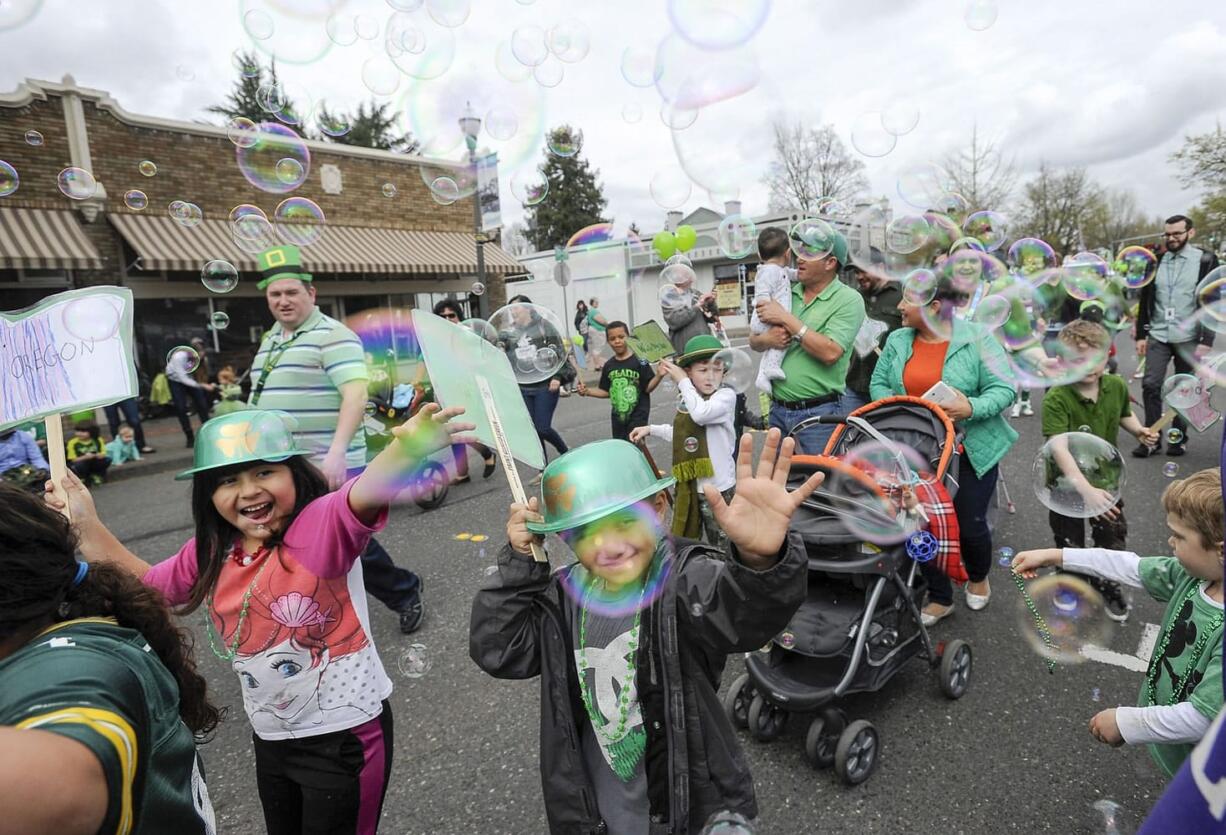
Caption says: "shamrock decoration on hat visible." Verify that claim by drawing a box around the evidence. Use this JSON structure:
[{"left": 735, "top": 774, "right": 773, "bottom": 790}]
[{"left": 257, "top": 245, "right": 314, "bottom": 291}]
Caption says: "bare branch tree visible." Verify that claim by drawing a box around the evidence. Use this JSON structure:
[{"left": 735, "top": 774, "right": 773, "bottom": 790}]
[
  {"left": 1083, "top": 188, "right": 1163, "bottom": 251},
  {"left": 1016, "top": 162, "right": 1106, "bottom": 257},
  {"left": 940, "top": 125, "right": 1017, "bottom": 211},
  {"left": 765, "top": 120, "right": 868, "bottom": 213},
  {"left": 1170, "top": 121, "right": 1226, "bottom": 191}
]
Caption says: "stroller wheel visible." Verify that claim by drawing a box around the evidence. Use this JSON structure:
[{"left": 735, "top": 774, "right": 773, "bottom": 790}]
[
  {"left": 722, "top": 674, "right": 754, "bottom": 730},
  {"left": 938, "top": 639, "right": 973, "bottom": 699},
  {"left": 804, "top": 711, "right": 844, "bottom": 769},
  {"left": 833, "top": 720, "right": 879, "bottom": 785},
  {"left": 747, "top": 694, "right": 788, "bottom": 742}
]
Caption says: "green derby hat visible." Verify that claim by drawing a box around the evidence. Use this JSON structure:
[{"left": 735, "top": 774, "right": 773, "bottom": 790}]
[
  {"left": 526, "top": 440, "right": 675, "bottom": 534},
  {"left": 257, "top": 245, "right": 313, "bottom": 291},
  {"left": 174, "top": 410, "right": 312, "bottom": 480},
  {"left": 676, "top": 334, "right": 725, "bottom": 368}
]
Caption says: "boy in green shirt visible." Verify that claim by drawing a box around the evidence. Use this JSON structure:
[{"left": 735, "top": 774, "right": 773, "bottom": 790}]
[
  {"left": 1041, "top": 319, "right": 1158, "bottom": 620},
  {"left": 1012, "top": 468, "right": 1224, "bottom": 777}
]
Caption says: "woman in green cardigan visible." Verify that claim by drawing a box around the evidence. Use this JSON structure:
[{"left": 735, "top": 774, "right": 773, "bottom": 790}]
[{"left": 870, "top": 277, "right": 1018, "bottom": 625}]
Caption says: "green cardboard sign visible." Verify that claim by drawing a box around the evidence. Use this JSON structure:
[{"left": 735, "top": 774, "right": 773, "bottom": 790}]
[
  {"left": 411, "top": 309, "right": 545, "bottom": 469},
  {"left": 0, "top": 286, "right": 137, "bottom": 432},
  {"left": 626, "top": 319, "right": 675, "bottom": 362}
]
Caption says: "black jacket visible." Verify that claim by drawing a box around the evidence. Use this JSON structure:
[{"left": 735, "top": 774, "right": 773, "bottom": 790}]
[
  {"left": 1135, "top": 246, "right": 1219, "bottom": 346},
  {"left": 469, "top": 534, "right": 807, "bottom": 834}
]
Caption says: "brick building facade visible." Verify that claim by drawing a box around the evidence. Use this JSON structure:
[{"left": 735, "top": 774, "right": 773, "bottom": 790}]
[{"left": 0, "top": 76, "right": 521, "bottom": 380}]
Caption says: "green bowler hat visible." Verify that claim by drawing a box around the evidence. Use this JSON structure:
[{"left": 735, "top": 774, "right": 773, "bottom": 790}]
[
  {"left": 256, "top": 245, "right": 314, "bottom": 291},
  {"left": 175, "top": 410, "right": 312, "bottom": 481},
  {"left": 676, "top": 334, "right": 724, "bottom": 367},
  {"left": 526, "top": 440, "right": 675, "bottom": 534}
]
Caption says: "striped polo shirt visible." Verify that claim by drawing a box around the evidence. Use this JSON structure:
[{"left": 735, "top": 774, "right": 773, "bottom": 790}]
[{"left": 248, "top": 306, "right": 369, "bottom": 469}]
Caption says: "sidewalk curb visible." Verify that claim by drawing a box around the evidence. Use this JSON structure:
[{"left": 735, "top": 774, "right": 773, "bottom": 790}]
[{"left": 107, "top": 455, "right": 193, "bottom": 483}]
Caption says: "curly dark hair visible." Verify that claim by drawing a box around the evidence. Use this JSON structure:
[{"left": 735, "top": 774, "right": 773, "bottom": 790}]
[{"left": 0, "top": 483, "right": 222, "bottom": 738}]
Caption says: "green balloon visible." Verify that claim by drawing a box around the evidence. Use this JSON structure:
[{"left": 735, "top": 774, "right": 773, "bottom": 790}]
[
  {"left": 653, "top": 230, "right": 677, "bottom": 260},
  {"left": 675, "top": 224, "right": 697, "bottom": 252}
]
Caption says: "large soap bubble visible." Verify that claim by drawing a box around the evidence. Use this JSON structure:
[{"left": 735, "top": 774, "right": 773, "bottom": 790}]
[
  {"left": 1032, "top": 432, "right": 1125, "bottom": 519},
  {"left": 666, "top": 0, "right": 769, "bottom": 50},
  {"left": 711, "top": 348, "right": 754, "bottom": 393},
  {"left": 236, "top": 122, "right": 310, "bottom": 194},
  {"left": 1015, "top": 574, "right": 1110, "bottom": 665},
  {"left": 489, "top": 302, "right": 569, "bottom": 385},
  {"left": 822, "top": 442, "right": 932, "bottom": 545}
]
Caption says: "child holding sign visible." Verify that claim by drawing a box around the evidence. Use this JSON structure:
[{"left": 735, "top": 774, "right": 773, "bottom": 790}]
[
  {"left": 470, "top": 430, "right": 821, "bottom": 834},
  {"left": 47, "top": 405, "right": 473, "bottom": 835}
]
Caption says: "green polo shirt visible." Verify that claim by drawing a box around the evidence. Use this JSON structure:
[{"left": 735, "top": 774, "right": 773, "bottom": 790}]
[
  {"left": 249, "top": 306, "right": 369, "bottom": 469},
  {"left": 1041, "top": 374, "right": 1131, "bottom": 441},
  {"left": 773, "top": 278, "right": 866, "bottom": 401}
]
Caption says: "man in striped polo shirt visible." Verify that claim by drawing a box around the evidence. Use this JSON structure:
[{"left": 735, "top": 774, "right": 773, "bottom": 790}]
[{"left": 248, "top": 245, "right": 426, "bottom": 633}]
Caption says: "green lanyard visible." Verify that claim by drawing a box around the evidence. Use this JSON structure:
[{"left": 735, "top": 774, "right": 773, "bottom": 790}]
[{"left": 249, "top": 328, "right": 305, "bottom": 406}]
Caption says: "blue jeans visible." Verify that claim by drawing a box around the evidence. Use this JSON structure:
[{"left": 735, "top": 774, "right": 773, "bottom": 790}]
[
  {"left": 169, "top": 380, "right": 211, "bottom": 442},
  {"left": 922, "top": 457, "right": 998, "bottom": 605},
  {"left": 104, "top": 397, "right": 148, "bottom": 448},
  {"left": 838, "top": 391, "right": 869, "bottom": 414},
  {"left": 345, "top": 466, "right": 420, "bottom": 612},
  {"left": 768, "top": 397, "right": 844, "bottom": 455},
  {"left": 521, "top": 384, "right": 568, "bottom": 459}
]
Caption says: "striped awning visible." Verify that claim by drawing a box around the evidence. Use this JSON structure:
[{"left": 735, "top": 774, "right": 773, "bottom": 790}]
[
  {"left": 109, "top": 213, "right": 524, "bottom": 276},
  {"left": 0, "top": 207, "right": 104, "bottom": 270}
]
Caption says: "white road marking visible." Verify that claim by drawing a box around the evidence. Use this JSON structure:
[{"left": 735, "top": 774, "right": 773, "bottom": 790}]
[
  {"left": 1136, "top": 622, "right": 1160, "bottom": 664},
  {"left": 1077, "top": 622, "right": 1160, "bottom": 672}
]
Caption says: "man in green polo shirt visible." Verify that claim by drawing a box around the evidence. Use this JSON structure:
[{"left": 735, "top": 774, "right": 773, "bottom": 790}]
[
  {"left": 248, "top": 245, "right": 427, "bottom": 634},
  {"left": 750, "top": 229, "right": 865, "bottom": 453}
]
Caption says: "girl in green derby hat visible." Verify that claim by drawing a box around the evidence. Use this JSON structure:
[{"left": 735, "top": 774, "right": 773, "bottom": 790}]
[
  {"left": 46, "top": 404, "right": 474, "bottom": 835},
  {"left": 470, "top": 429, "right": 825, "bottom": 834}
]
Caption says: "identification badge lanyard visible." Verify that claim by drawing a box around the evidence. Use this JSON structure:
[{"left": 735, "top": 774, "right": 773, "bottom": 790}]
[
  {"left": 249, "top": 328, "right": 305, "bottom": 406},
  {"left": 1163, "top": 254, "right": 1189, "bottom": 322}
]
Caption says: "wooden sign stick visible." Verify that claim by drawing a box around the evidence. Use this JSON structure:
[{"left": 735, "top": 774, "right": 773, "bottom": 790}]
[
  {"left": 635, "top": 441, "right": 674, "bottom": 507},
  {"left": 1148, "top": 408, "right": 1178, "bottom": 436},
  {"left": 476, "top": 375, "right": 548, "bottom": 563},
  {"left": 44, "top": 414, "right": 70, "bottom": 522}
]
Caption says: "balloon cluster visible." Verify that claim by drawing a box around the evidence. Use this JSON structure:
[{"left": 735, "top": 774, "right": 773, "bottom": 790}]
[{"left": 651, "top": 224, "right": 698, "bottom": 260}]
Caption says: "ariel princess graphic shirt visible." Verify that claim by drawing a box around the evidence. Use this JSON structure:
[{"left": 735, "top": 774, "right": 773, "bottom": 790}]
[{"left": 143, "top": 479, "right": 393, "bottom": 740}]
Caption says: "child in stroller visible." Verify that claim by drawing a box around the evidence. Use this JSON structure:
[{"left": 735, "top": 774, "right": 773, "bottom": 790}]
[{"left": 722, "top": 396, "right": 974, "bottom": 785}]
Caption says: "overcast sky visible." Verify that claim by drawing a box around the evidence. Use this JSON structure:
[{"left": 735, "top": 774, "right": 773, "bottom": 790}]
[{"left": 3, "top": 0, "right": 1225, "bottom": 239}]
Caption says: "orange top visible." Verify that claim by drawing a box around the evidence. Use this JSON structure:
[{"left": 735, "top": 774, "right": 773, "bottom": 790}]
[{"left": 902, "top": 338, "right": 949, "bottom": 398}]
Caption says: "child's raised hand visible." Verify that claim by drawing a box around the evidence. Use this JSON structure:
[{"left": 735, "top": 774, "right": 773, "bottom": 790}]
[
  {"left": 1089, "top": 709, "right": 1125, "bottom": 747},
  {"left": 708, "top": 428, "right": 824, "bottom": 562},
  {"left": 657, "top": 358, "right": 686, "bottom": 383},
  {"left": 43, "top": 470, "right": 99, "bottom": 525},
  {"left": 628, "top": 426, "right": 650, "bottom": 444},
  {"left": 1010, "top": 548, "right": 1062, "bottom": 578},
  {"left": 507, "top": 497, "right": 545, "bottom": 556},
  {"left": 392, "top": 403, "right": 476, "bottom": 458}
]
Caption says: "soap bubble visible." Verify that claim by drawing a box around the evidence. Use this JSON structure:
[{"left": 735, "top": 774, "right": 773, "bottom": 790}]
[
  {"left": 711, "top": 348, "right": 754, "bottom": 393},
  {"left": 547, "top": 128, "right": 582, "bottom": 158},
  {"left": 471, "top": 281, "right": 486, "bottom": 296},
  {"left": 232, "top": 49, "right": 261, "bottom": 78},
  {"left": 850, "top": 111, "right": 897, "bottom": 158},
  {"left": 964, "top": 0, "right": 998, "bottom": 31},
  {"left": 1114, "top": 245, "right": 1157, "bottom": 290},
  {"left": 426, "top": 0, "right": 469, "bottom": 27},
  {"left": 243, "top": 8, "right": 275, "bottom": 40},
  {"left": 136, "top": 159, "right": 157, "bottom": 177},
  {"left": 620, "top": 45, "right": 661, "bottom": 87},
  {"left": 23, "top": 129, "right": 42, "bottom": 146},
  {"left": 1166, "top": 428, "right": 1185, "bottom": 446},
  {"left": 1063, "top": 252, "right": 1110, "bottom": 301},
  {"left": 660, "top": 100, "right": 699, "bottom": 131},
  {"left": 386, "top": 8, "right": 456, "bottom": 80},
  {"left": 489, "top": 302, "right": 569, "bottom": 384},
  {"left": 881, "top": 102, "right": 920, "bottom": 136},
  {"left": 886, "top": 215, "right": 931, "bottom": 255},
  {"left": 1193, "top": 266, "right": 1226, "bottom": 334},
  {"left": 166, "top": 345, "right": 201, "bottom": 375},
  {"left": 997, "top": 546, "right": 1014, "bottom": 567},
  {"left": 484, "top": 105, "right": 518, "bottom": 141},
  {"left": 237, "top": 122, "right": 310, "bottom": 194},
  {"left": 548, "top": 18, "right": 590, "bottom": 63},
  {"left": 1091, "top": 687, "right": 1102, "bottom": 702},
  {"left": 316, "top": 108, "right": 352, "bottom": 138},
  {"left": 659, "top": 284, "right": 687, "bottom": 310},
  {"left": 972, "top": 294, "right": 1012, "bottom": 329},
  {"left": 667, "top": 0, "right": 769, "bottom": 50},
  {"left": 511, "top": 25, "right": 548, "bottom": 66},
  {"left": 1017, "top": 574, "right": 1109, "bottom": 665},
  {"left": 1091, "top": 799, "right": 1131, "bottom": 835},
  {"left": 210, "top": 311, "right": 231, "bottom": 330},
  {"left": 461, "top": 318, "right": 498, "bottom": 344},
  {"left": 201, "top": 260, "right": 239, "bottom": 294},
  {"left": 510, "top": 169, "right": 548, "bottom": 205},
  {"left": 397, "top": 643, "right": 432, "bottom": 678},
  {"left": 998, "top": 336, "right": 1110, "bottom": 389},
  {"left": 1162, "top": 373, "right": 1202, "bottom": 410},
  {"left": 0, "top": 162, "right": 16, "bottom": 197},
  {"left": 822, "top": 442, "right": 930, "bottom": 545},
  {"left": 123, "top": 190, "right": 147, "bottom": 210},
  {"left": 57, "top": 167, "right": 96, "bottom": 200},
  {"left": 896, "top": 163, "right": 954, "bottom": 210},
  {"left": 325, "top": 13, "right": 358, "bottom": 45},
  {"left": 429, "top": 176, "right": 460, "bottom": 204},
  {"left": 534, "top": 59, "right": 566, "bottom": 90},
  {"left": 902, "top": 269, "right": 938, "bottom": 306},
  {"left": 381, "top": 182, "right": 397, "bottom": 198},
  {"left": 1032, "top": 433, "right": 1124, "bottom": 518},
  {"left": 650, "top": 167, "right": 692, "bottom": 209},
  {"left": 789, "top": 217, "right": 835, "bottom": 261},
  {"left": 273, "top": 196, "right": 326, "bottom": 246},
  {"left": 230, "top": 205, "right": 277, "bottom": 254},
  {"left": 661, "top": 255, "right": 698, "bottom": 287},
  {"left": 62, "top": 295, "right": 121, "bottom": 342},
  {"left": 169, "top": 200, "right": 203, "bottom": 229},
  {"left": 717, "top": 214, "right": 757, "bottom": 259},
  {"left": 227, "top": 116, "right": 259, "bottom": 148},
  {"left": 1007, "top": 237, "right": 1058, "bottom": 275},
  {"left": 962, "top": 210, "right": 1008, "bottom": 252},
  {"left": 1163, "top": 462, "right": 1180, "bottom": 478},
  {"left": 1078, "top": 425, "right": 1092, "bottom": 433}
]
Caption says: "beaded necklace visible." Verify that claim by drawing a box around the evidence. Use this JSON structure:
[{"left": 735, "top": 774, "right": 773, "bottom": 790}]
[
  {"left": 204, "top": 544, "right": 274, "bottom": 662},
  {"left": 1011, "top": 570, "right": 1056, "bottom": 674},
  {"left": 576, "top": 571, "right": 649, "bottom": 782},
  {"left": 1144, "top": 581, "right": 1224, "bottom": 706}
]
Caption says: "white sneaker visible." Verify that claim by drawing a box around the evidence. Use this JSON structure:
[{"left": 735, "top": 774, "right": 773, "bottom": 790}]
[
  {"left": 1010, "top": 402, "right": 1021, "bottom": 418},
  {"left": 965, "top": 580, "right": 991, "bottom": 611},
  {"left": 1021, "top": 401, "right": 1034, "bottom": 416}
]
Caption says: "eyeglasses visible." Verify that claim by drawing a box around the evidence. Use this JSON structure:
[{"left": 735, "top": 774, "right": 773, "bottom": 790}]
[
  {"left": 1164, "top": 231, "right": 1188, "bottom": 238},
  {"left": 442, "top": 312, "right": 460, "bottom": 320}
]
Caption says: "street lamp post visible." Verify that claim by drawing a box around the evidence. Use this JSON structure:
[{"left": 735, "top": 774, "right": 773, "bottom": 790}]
[{"left": 458, "top": 102, "right": 487, "bottom": 317}]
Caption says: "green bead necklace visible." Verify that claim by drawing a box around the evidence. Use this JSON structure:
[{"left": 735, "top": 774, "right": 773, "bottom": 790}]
[
  {"left": 204, "top": 545, "right": 273, "bottom": 662},
  {"left": 576, "top": 572, "right": 649, "bottom": 782},
  {"left": 1144, "top": 582, "right": 1224, "bottom": 706},
  {"left": 1011, "top": 570, "right": 1057, "bottom": 674}
]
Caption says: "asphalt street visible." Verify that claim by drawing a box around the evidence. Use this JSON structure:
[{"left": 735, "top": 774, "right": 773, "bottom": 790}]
[{"left": 87, "top": 348, "right": 1218, "bottom": 834}]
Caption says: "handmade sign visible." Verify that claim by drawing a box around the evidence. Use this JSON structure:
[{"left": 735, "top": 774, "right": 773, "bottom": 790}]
[
  {"left": 626, "top": 320, "right": 675, "bottom": 362},
  {"left": 0, "top": 287, "right": 136, "bottom": 432}
]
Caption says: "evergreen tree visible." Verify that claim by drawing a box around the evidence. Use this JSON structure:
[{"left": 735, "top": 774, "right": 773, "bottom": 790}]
[
  {"left": 318, "top": 101, "right": 419, "bottom": 154},
  {"left": 525, "top": 126, "right": 608, "bottom": 251},
  {"left": 206, "top": 51, "right": 293, "bottom": 125}
]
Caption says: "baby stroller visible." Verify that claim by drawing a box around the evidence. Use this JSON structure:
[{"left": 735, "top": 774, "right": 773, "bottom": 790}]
[{"left": 723, "top": 396, "right": 973, "bottom": 785}]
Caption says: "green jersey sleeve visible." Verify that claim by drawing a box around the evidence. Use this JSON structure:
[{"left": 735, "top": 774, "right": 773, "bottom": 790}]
[
  {"left": 1138, "top": 556, "right": 1185, "bottom": 603},
  {"left": 1190, "top": 641, "right": 1224, "bottom": 719}
]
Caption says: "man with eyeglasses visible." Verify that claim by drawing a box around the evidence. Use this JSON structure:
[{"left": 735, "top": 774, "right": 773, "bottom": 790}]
[{"left": 1133, "top": 215, "right": 1220, "bottom": 458}]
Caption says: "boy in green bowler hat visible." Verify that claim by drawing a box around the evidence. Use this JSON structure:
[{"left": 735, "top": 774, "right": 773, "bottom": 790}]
[
  {"left": 630, "top": 334, "right": 737, "bottom": 545},
  {"left": 470, "top": 430, "right": 823, "bottom": 834}
]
